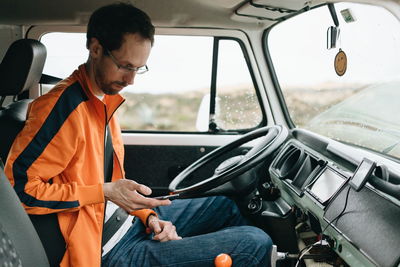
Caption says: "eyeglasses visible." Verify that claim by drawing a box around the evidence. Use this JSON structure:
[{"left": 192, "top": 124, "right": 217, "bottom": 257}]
[{"left": 105, "top": 49, "right": 149, "bottom": 74}]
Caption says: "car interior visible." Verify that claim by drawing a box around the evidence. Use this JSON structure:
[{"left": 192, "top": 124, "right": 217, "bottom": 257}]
[{"left": 1, "top": 0, "right": 400, "bottom": 266}]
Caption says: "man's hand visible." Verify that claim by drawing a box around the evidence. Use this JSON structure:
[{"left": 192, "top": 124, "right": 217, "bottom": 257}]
[
  {"left": 103, "top": 179, "right": 171, "bottom": 211},
  {"left": 147, "top": 215, "right": 182, "bottom": 242}
]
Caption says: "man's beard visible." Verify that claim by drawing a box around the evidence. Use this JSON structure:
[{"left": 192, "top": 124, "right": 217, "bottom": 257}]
[
  {"left": 94, "top": 65, "right": 127, "bottom": 95},
  {"left": 101, "top": 81, "right": 127, "bottom": 95}
]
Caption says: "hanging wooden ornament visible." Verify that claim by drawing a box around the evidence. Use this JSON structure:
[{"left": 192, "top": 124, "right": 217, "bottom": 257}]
[{"left": 334, "top": 48, "right": 347, "bottom": 76}]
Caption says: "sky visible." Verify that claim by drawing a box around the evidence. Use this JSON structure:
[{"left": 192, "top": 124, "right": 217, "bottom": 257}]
[
  {"left": 41, "top": 2, "right": 400, "bottom": 94},
  {"left": 268, "top": 2, "right": 400, "bottom": 88},
  {"left": 42, "top": 34, "right": 251, "bottom": 94}
]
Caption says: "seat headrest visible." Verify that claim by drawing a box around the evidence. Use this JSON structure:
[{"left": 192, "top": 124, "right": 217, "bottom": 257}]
[{"left": 0, "top": 39, "right": 46, "bottom": 96}]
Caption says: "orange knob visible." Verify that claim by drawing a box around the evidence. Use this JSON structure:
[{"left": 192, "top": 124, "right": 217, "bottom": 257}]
[{"left": 214, "top": 253, "right": 232, "bottom": 267}]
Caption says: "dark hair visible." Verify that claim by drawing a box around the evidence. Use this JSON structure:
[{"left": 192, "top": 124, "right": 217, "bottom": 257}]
[{"left": 86, "top": 2, "right": 154, "bottom": 51}]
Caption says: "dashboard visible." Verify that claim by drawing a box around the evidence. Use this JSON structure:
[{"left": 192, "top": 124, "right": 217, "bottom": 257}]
[{"left": 265, "top": 129, "right": 400, "bottom": 267}]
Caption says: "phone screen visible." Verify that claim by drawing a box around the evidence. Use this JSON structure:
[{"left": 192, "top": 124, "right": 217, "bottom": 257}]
[{"left": 153, "top": 194, "right": 180, "bottom": 200}]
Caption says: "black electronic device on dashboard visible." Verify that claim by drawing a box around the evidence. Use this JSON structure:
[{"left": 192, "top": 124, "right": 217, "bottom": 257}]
[{"left": 349, "top": 158, "right": 376, "bottom": 192}]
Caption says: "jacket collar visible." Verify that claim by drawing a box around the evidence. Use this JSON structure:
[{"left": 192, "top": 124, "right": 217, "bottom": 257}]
[{"left": 73, "top": 64, "right": 125, "bottom": 123}]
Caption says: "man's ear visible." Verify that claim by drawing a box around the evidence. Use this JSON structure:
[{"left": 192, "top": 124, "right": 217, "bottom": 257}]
[{"left": 88, "top": 37, "right": 103, "bottom": 59}]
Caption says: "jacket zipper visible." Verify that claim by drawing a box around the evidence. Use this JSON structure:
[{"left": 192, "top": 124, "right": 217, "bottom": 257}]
[{"left": 101, "top": 105, "right": 108, "bottom": 260}]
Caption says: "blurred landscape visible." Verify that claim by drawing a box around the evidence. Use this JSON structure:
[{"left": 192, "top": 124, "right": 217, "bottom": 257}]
[
  {"left": 282, "top": 86, "right": 363, "bottom": 127},
  {"left": 117, "top": 84, "right": 363, "bottom": 131},
  {"left": 118, "top": 86, "right": 262, "bottom": 131}
]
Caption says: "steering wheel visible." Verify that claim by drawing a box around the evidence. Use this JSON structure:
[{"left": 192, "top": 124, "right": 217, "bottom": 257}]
[{"left": 169, "top": 125, "right": 288, "bottom": 198}]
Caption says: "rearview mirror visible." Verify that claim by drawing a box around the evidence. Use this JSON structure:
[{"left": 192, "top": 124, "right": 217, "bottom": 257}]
[{"left": 327, "top": 26, "right": 340, "bottom": 50}]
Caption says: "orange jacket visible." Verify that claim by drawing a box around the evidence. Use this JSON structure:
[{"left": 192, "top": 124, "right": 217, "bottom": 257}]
[{"left": 5, "top": 64, "right": 154, "bottom": 266}]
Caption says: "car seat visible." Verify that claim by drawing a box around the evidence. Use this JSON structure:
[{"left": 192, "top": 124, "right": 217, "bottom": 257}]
[
  {"left": 0, "top": 158, "right": 49, "bottom": 266},
  {"left": 0, "top": 38, "right": 65, "bottom": 267},
  {"left": 0, "top": 39, "right": 46, "bottom": 161}
]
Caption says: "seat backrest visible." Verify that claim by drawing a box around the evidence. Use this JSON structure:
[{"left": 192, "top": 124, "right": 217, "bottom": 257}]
[
  {"left": 0, "top": 39, "right": 49, "bottom": 267},
  {"left": 0, "top": 39, "right": 46, "bottom": 161},
  {"left": 0, "top": 39, "right": 65, "bottom": 266},
  {"left": 0, "top": 159, "right": 49, "bottom": 267}
]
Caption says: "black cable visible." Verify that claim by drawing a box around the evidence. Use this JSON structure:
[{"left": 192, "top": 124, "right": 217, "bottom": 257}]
[
  {"left": 295, "top": 240, "right": 330, "bottom": 267},
  {"left": 321, "top": 186, "right": 351, "bottom": 236},
  {"left": 295, "top": 243, "right": 314, "bottom": 267},
  {"left": 295, "top": 186, "right": 351, "bottom": 266}
]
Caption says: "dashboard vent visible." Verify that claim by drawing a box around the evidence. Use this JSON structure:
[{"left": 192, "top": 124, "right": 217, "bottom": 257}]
[{"left": 271, "top": 143, "right": 325, "bottom": 195}]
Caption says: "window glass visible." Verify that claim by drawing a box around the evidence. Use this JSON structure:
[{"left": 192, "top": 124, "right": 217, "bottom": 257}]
[
  {"left": 119, "top": 35, "right": 212, "bottom": 131},
  {"left": 41, "top": 33, "right": 262, "bottom": 132},
  {"left": 216, "top": 40, "right": 262, "bottom": 130},
  {"left": 41, "top": 32, "right": 87, "bottom": 79},
  {"left": 268, "top": 3, "right": 400, "bottom": 158}
]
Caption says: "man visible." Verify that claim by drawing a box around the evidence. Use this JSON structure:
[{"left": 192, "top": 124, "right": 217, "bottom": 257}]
[{"left": 5, "top": 3, "right": 272, "bottom": 267}]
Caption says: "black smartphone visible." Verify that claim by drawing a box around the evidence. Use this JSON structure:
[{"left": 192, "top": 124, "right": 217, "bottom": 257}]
[
  {"left": 153, "top": 194, "right": 180, "bottom": 200},
  {"left": 349, "top": 158, "right": 376, "bottom": 191}
]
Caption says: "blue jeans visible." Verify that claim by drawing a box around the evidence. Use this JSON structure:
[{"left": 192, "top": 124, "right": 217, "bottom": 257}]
[{"left": 102, "top": 196, "right": 272, "bottom": 267}]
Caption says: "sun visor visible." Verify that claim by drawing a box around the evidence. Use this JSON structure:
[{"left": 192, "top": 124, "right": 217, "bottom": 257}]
[{"left": 232, "top": 0, "right": 313, "bottom": 23}]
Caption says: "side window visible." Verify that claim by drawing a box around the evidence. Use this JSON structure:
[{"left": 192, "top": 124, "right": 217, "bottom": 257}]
[
  {"left": 41, "top": 33, "right": 262, "bottom": 132},
  {"left": 41, "top": 33, "right": 87, "bottom": 80},
  {"left": 216, "top": 40, "right": 262, "bottom": 130},
  {"left": 119, "top": 35, "right": 213, "bottom": 131}
]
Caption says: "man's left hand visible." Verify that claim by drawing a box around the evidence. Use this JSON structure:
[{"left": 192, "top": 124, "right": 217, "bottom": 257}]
[{"left": 147, "top": 216, "right": 182, "bottom": 242}]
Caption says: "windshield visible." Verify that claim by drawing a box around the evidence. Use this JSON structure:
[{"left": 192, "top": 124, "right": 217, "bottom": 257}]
[{"left": 267, "top": 2, "right": 400, "bottom": 159}]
